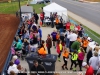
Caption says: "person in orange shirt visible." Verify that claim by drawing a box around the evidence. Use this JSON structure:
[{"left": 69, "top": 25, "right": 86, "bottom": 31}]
[
  {"left": 56, "top": 32, "right": 60, "bottom": 41},
  {"left": 55, "top": 17, "right": 60, "bottom": 30},
  {"left": 55, "top": 17, "right": 59, "bottom": 24},
  {"left": 62, "top": 48, "right": 69, "bottom": 70},
  {"left": 77, "top": 36, "right": 82, "bottom": 43},
  {"left": 38, "top": 44, "right": 47, "bottom": 55},
  {"left": 82, "top": 37, "right": 89, "bottom": 53}
]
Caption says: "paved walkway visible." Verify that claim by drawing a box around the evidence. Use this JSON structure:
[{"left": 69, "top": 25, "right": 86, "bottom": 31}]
[
  {"left": 20, "top": 27, "right": 86, "bottom": 75},
  {"left": 68, "top": 11, "right": 100, "bottom": 35}
]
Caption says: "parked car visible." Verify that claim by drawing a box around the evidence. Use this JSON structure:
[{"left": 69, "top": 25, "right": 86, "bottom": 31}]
[
  {"left": 36, "top": 0, "right": 44, "bottom": 4},
  {"left": 44, "top": 0, "right": 50, "bottom": 3}
]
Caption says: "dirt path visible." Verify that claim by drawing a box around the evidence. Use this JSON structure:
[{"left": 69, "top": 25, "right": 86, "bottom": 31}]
[{"left": 0, "top": 14, "right": 20, "bottom": 72}]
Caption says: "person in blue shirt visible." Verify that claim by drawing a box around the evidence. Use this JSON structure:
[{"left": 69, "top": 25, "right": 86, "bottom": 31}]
[
  {"left": 38, "top": 26, "right": 42, "bottom": 45},
  {"left": 51, "top": 30, "right": 57, "bottom": 48}
]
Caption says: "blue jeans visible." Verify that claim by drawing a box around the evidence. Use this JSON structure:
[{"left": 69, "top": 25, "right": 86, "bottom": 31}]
[
  {"left": 70, "top": 48, "right": 74, "bottom": 52},
  {"left": 66, "top": 38, "right": 70, "bottom": 48},
  {"left": 59, "top": 28, "right": 63, "bottom": 33}
]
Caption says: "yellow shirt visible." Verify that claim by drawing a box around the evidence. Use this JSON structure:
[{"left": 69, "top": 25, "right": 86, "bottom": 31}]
[{"left": 59, "top": 44, "right": 62, "bottom": 51}]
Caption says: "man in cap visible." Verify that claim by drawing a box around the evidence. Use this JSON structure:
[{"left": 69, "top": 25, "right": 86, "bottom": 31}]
[{"left": 82, "top": 62, "right": 94, "bottom": 75}]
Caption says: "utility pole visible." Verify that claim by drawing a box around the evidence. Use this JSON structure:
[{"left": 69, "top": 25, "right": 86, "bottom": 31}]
[{"left": 18, "top": 0, "right": 22, "bottom": 21}]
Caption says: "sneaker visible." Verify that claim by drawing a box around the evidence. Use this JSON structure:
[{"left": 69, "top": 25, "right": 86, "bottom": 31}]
[
  {"left": 55, "top": 46, "right": 56, "bottom": 49},
  {"left": 62, "top": 66, "right": 64, "bottom": 70},
  {"left": 73, "top": 68, "right": 76, "bottom": 71},
  {"left": 79, "top": 70, "right": 82, "bottom": 71},
  {"left": 73, "top": 70, "right": 76, "bottom": 71},
  {"left": 70, "top": 68, "right": 73, "bottom": 70},
  {"left": 58, "top": 58, "right": 61, "bottom": 62},
  {"left": 58, "top": 60, "right": 61, "bottom": 62},
  {"left": 65, "top": 67, "right": 68, "bottom": 70}
]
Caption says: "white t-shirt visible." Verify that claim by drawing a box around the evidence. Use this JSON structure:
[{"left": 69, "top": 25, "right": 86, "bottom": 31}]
[
  {"left": 8, "top": 64, "right": 19, "bottom": 74},
  {"left": 98, "top": 50, "right": 100, "bottom": 61},
  {"left": 22, "top": 16, "right": 25, "bottom": 21},
  {"left": 67, "top": 33, "right": 78, "bottom": 41}
]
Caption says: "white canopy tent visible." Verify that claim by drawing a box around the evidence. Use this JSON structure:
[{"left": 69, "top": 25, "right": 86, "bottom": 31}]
[{"left": 43, "top": 2, "right": 67, "bottom": 17}]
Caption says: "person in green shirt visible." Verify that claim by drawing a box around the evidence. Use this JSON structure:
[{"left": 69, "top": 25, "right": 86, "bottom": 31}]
[
  {"left": 70, "top": 24, "right": 75, "bottom": 30},
  {"left": 70, "top": 50, "right": 78, "bottom": 71},
  {"left": 15, "top": 39, "right": 22, "bottom": 51},
  {"left": 71, "top": 40, "right": 80, "bottom": 52}
]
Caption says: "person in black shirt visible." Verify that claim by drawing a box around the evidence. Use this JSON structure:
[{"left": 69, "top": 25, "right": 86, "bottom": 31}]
[
  {"left": 50, "top": 14, "right": 54, "bottom": 28},
  {"left": 33, "top": 13, "right": 39, "bottom": 24},
  {"left": 60, "top": 33, "right": 65, "bottom": 47},
  {"left": 23, "top": 39, "right": 30, "bottom": 55},
  {"left": 31, "top": 60, "right": 46, "bottom": 75},
  {"left": 86, "top": 48, "right": 92, "bottom": 65},
  {"left": 59, "top": 21, "right": 63, "bottom": 33}
]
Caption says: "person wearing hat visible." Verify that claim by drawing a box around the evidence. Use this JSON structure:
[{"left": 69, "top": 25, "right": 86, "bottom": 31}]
[
  {"left": 82, "top": 62, "right": 94, "bottom": 75},
  {"left": 89, "top": 52, "right": 100, "bottom": 75}
]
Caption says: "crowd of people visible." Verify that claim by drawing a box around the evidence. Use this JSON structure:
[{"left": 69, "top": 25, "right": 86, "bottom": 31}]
[{"left": 6, "top": 7, "right": 100, "bottom": 75}]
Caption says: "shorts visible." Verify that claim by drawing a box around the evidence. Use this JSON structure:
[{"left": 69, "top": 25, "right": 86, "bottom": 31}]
[
  {"left": 62, "top": 42, "right": 65, "bottom": 46},
  {"left": 53, "top": 38, "right": 56, "bottom": 41}
]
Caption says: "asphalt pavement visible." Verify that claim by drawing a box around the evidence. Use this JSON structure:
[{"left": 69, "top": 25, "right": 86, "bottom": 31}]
[
  {"left": 20, "top": 27, "right": 86, "bottom": 75},
  {"left": 53, "top": 0, "right": 100, "bottom": 26}
]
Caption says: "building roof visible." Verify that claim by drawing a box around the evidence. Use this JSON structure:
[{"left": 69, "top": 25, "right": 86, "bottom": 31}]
[{"left": 19, "top": 5, "right": 33, "bottom": 13}]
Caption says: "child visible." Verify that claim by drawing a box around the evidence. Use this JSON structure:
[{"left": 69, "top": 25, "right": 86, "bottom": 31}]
[
  {"left": 78, "top": 47, "right": 85, "bottom": 71},
  {"left": 56, "top": 40, "right": 63, "bottom": 62},
  {"left": 62, "top": 48, "right": 69, "bottom": 70},
  {"left": 70, "top": 50, "right": 78, "bottom": 71}
]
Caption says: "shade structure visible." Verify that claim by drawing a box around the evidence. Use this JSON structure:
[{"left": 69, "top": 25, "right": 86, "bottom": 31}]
[{"left": 43, "top": 2, "right": 67, "bottom": 17}]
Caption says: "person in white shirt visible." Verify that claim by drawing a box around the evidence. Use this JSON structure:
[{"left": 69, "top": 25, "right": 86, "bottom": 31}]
[
  {"left": 67, "top": 31, "right": 78, "bottom": 49},
  {"left": 22, "top": 16, "right": 25, "bottom": 22},
  {"left": 8, "top": 61, "right": 19, "bottom": 74},
  {"left": 65, "top": 30, "right": 71, "bottom": 48},
  {"left": 89, "top": 52, "right": 100, "bottom": 75}
]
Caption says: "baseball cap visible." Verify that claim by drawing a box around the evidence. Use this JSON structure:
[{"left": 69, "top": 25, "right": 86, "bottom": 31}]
[{"left": 82, "top": 62, "right": 87, "bottom": 67}]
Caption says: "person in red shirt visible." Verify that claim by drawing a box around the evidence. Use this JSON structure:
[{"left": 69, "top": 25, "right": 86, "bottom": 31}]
[
  {"left": 82, "top": 62, "right": 94, "bottom": 75},
  {"left": 40, "top": 12, "right": 44, "bottom": 25},
  {"left": 66, "top": 21, "right": 71, "bottom": 30},
  {"left": 77, "top": 25, "right": 81, "bottom": 31}
]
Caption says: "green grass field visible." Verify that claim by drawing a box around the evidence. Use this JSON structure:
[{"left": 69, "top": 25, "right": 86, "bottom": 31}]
[
  {"left": 0, "top": 1, "right": 45, "bottom": 14},
  {"left": 69, "top": 16, "right": 100, "bottom": 44},
  {"left": 30, "top": 4, "right": 45, "bottom": 14},
  {"left": 0, "top": 1, "right": 27, "bottom": 14}
]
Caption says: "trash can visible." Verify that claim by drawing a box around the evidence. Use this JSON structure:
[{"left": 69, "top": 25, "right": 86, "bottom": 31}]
[
  {"left": 42, "top": 54, "right": 57, "bottom": 75},
  {"left": 25, "top": 53, "right": 57, "bottom": 75}
]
